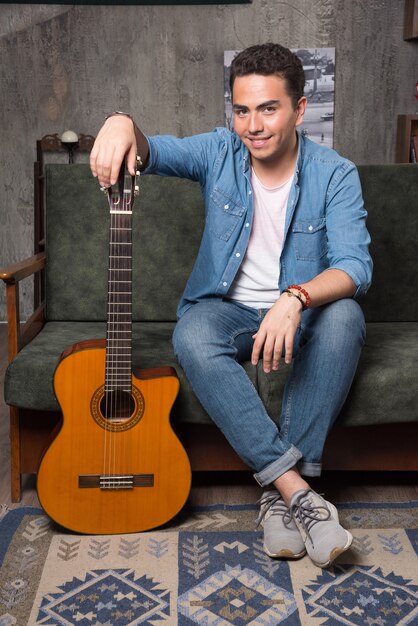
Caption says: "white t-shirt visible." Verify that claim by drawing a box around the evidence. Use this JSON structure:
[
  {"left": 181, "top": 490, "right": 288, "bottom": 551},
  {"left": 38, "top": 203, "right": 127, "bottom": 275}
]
[{"left": 229, "top": 168, "right": 293, "bottom": 309}]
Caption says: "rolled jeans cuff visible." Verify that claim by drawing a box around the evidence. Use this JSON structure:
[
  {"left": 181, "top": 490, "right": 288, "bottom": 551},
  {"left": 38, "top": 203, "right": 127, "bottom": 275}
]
[
  {"left": 253, "top": 445, "right": 303, "bottom": 487},
  {"left": 298, "top": 460, "right": 322, "bottom": 477}
]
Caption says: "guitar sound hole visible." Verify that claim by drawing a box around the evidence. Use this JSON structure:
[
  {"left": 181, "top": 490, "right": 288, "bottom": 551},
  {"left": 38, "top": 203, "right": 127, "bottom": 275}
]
[{"left": 100, "top": 391, "right": 136, "bottom": 422}]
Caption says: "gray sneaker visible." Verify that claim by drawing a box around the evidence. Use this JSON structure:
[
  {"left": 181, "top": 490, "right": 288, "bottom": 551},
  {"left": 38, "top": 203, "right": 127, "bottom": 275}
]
[
  {"left": 290, "top": 488, "right": 353, "bottom": 568},
  {"left": 256, "top": 490, "right": 306, "bottom": 559}
]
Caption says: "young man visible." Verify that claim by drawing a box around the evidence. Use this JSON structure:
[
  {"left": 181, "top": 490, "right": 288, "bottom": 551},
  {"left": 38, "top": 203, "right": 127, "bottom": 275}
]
[{"left": 90, "top": 43, "right": 372, "bottom": 568}]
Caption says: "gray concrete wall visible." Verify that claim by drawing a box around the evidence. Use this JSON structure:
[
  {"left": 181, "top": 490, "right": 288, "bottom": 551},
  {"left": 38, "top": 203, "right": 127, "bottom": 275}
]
[{"left": 1, "top": 0, "right": 417, "bottom": 321}]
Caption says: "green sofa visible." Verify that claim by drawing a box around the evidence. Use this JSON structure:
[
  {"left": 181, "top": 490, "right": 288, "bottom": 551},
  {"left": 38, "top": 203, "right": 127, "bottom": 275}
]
[{"left": 2, "top": 163, "right": 418, "bottom": 501}]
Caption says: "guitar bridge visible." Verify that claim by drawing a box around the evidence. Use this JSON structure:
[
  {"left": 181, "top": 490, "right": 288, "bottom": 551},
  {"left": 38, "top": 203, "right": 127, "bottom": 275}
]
[{"left": 79, "top": 474, "right": 154, "bottom": 489}]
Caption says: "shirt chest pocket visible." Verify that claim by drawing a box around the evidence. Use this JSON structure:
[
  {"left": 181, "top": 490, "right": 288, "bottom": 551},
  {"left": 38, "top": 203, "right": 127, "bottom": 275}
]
[
  {"left": 292, "top": 217, "right": 327, "bottom": 261},
  {"left": 208, "top": 188, "right": 246, "bottom": 241}
]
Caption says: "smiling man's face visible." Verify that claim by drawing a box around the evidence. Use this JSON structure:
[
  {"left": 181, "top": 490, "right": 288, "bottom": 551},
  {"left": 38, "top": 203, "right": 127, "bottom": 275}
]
[{"left": 232, "top": 74, "right": 306, "bottom": 172}]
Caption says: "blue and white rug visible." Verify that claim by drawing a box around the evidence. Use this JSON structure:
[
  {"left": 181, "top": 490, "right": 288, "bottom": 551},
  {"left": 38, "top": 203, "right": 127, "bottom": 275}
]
[{"left": 0, "top": 502, "right": 417, "bottom": 625}]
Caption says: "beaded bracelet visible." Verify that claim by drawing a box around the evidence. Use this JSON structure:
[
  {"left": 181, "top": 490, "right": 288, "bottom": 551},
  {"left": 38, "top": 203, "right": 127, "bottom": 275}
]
[{"left": 287, "top": 284, "right": 311, "bottom": 310}]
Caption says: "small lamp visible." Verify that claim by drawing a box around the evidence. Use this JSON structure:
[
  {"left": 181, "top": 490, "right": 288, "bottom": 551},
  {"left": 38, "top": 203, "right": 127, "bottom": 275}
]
[{"left": 60, "top": 130, "right": 79, "bottom": 163}]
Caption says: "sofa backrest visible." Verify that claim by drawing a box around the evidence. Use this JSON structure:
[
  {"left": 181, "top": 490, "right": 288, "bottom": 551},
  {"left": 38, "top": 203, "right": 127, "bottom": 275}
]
[
  {"left": 358, "top": 164, "right": 418, "bottom": 322},
  {"left": 45, "top": 163, "right": 418, "bottom": 323},
  {"left": 45, "top": 164, "right": 204, "bottom": 321}
]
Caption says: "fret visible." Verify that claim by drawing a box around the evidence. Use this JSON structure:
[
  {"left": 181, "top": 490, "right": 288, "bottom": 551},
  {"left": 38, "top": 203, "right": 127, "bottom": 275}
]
[
  {"left": 107, "top": 329, "right": 132, "bottom": 332},
  {"left": 105, "top": 373, "right": 132, "bottom": 376},
  {"left": 106, "top": 361, "right": 132, "bottom": 364},
  {"left": 110, "top": 242, "right": 132, "bottom": 245}
]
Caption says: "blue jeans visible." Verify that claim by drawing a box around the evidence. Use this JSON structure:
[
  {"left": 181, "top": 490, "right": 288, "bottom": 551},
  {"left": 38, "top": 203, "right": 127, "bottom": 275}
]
[{"left": 172, "top": 298, "right": 366, "bottom": 487}]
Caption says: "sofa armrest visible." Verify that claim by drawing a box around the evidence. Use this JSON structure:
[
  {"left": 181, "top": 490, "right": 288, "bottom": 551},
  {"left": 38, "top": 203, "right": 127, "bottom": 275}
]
[
  {"left": 0, "top": 252, "right": 46, "bottom": 361},
  {"left": 0, "top": 252, "right": 45, "bottom": 283}
]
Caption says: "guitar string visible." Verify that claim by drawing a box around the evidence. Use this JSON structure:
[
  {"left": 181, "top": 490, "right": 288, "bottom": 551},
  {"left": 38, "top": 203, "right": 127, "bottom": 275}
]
[
  {"left": 104, "top": 193, "right": 110, "bottom": 482},
  {"left": 104, "top": 167, "right": 134, "bottom": 487},
  {"left": 121, "top": 175, "right": 132, "bottom": 486},
  {"left": 106, "top": 180, "right": 120, "bottom": 483},
  {"left": 105, "top": 186, "right": 114, "bottom": 482}
]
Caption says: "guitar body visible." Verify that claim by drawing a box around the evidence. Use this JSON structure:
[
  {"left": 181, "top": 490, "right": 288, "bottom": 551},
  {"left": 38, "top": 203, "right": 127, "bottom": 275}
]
[{"left": 37, "top": 341, "right": 191, "bottom": 534}]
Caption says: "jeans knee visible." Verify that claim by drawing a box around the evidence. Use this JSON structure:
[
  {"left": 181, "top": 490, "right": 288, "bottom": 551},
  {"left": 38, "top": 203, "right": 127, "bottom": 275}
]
[
  {"left": 172, "top": 308, "right": 221, "bottom": 367},
  {"left": 313, "top": 299, "right": 366, "bottom": 351},
  {"left": 172, "top": 316, "right": 195, "bottom": 364}
]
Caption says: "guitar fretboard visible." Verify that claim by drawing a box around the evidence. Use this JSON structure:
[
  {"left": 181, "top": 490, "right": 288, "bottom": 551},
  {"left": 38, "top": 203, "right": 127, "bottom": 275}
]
[{"left": 105, "top": 208, "right": 133, "bottom": 393}]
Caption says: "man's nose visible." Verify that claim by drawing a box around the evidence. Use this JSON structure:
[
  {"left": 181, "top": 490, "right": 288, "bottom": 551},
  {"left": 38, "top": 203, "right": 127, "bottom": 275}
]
[{"left": 248, "top": 111, "right": 263, "bottom": 134}]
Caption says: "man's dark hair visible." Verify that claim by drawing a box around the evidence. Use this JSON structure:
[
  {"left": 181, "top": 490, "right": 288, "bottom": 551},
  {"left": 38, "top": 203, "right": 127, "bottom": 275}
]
[{"left": 229, "top": 43, "right": 305, "bottom": 109}]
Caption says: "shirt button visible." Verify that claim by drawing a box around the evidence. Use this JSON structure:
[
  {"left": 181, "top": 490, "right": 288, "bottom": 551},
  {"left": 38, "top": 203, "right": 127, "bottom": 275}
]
[
  {"left": 248, "top": 190, "right": 252, "bottom": 195},
  {"left": 308, "top": 225, "right": 313, "bottom": 231},
  {"left": 245, "top": 222, "right": 250, "bottom": 228},
  {"left": 223, "top": 281, "right": 228, "bottom": 287},
  {"left": 224, "top": 204, "right": 229, "bottom": 210},
  {"left": 236, "top": 252, "right": 240, "bottom": 257}
]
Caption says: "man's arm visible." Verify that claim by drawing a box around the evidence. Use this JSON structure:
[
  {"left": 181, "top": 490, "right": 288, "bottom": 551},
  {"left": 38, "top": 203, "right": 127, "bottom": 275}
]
[
  {"left": 252, "top": 161, "right": 372, "bottom": 374},
  {"left": 252, "top": 269, "right": 355, "bottom": 373},
  {"left": 90, "top": 114, "right": 149, "bottom": 188}
]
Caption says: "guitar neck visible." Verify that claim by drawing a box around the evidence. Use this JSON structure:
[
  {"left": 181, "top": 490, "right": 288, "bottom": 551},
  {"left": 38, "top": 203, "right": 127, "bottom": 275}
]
[{"left": 105, "top": 193, "right": 133, "bottom": 393}]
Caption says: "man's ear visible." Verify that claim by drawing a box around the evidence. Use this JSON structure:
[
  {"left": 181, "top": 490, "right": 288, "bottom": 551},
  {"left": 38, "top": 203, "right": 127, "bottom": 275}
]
[{"left": 295, "top": 97, "right": 308, "bottom": 126}]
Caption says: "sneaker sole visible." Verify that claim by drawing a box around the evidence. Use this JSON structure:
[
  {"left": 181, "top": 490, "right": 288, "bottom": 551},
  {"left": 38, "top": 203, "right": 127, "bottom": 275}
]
[
  {"left": 311, "top": 530, "right": 353, "bottom": 568},
  {"left": 264, "top": 544, "right": 307, "bottom": 559}
]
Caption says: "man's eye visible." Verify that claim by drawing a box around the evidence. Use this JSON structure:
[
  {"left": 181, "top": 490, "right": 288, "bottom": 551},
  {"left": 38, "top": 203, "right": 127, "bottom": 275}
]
[
  {"left": 263, "top": 106, "right": 277, "bottom": 114},
  {"left": 234, "top": 110, "right": 247, "bottom": 117}
]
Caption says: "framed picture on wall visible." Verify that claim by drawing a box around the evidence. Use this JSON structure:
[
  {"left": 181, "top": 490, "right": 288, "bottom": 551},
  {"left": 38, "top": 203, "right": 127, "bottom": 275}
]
[
  {"left": 404, "top": 0, "right": 418, "bottom": 39},
  {"left": 3, "top": 0, "right": 251, "bottom": 4},
  {"left": 224, "top": 47, "right": 336, "bottom": 148}
]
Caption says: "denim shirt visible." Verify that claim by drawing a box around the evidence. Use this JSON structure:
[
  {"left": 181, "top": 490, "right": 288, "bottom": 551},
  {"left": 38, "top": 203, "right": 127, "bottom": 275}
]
[{"left": 145, "top": 128, "right": 373, "bottom": 319}]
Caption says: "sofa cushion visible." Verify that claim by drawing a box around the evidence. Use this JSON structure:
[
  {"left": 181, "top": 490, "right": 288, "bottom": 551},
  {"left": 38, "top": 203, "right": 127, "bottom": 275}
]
[{"left": 5, "top": 321, "right": 418, "bottom": 427}]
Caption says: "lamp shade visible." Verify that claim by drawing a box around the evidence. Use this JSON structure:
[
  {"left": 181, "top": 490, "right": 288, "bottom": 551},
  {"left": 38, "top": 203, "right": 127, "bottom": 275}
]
[{"left": 60, "top": 130, "right": 79, "bottom": 144}]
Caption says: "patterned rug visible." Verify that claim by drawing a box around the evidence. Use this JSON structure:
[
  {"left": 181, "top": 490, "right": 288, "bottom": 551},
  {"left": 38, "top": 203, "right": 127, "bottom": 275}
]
[{"left": 0, "top": 501, "right": 417, "bottom": 626}]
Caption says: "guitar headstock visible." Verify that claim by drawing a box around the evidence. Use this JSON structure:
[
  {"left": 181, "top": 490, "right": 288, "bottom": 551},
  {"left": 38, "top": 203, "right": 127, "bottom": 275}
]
[{"left": 103, "top": 155, "right": 141, "bottom": 212}]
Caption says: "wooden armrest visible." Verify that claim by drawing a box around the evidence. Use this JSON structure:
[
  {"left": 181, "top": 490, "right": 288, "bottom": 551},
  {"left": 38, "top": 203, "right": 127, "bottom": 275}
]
[
  {"left": 0, "top": 252, "right": 46, "bottom": 362},
  {"left": 0, "top": 252, "right": 45, "bottom": 283},
  {"left": 20, "top": 304, "right": 45, "bottom": 351}
]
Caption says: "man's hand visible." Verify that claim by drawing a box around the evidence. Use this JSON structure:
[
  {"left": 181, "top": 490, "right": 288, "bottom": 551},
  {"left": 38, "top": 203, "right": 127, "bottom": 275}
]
[
  {"left": 90, "top": 116, "right": 138, "bottom": 188},
  {"left": 252, "top": 293, "right": 302, "bottom": 373}
]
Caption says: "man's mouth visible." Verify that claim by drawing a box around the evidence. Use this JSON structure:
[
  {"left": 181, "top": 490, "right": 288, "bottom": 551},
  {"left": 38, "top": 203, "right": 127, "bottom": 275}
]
[{"left": 247, "top": 136, "right": 271, "bottom": 148}]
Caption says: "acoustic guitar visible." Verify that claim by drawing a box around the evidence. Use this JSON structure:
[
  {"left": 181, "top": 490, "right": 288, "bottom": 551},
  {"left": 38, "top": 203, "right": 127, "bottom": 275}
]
[{"left": 37, "top": 159, "right": 191, "bottom": 534}]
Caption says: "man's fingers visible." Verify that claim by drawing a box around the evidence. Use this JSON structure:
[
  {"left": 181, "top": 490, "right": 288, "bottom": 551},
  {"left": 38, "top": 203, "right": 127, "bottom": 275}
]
[
  {"left": 89, "top": 116, "right": 137, "bottom": 187},
  {"left": 284, "top": 335, "right": 294, "bottom": 365},
  {"left": 127, "top": 144, "right": 139, "bottom": 176},
  {"left": 251, "top": 331, "right": 265, "bottom": 366},
  {"left": 264, "top": 336, "right": 284, "bottom": 373}
]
